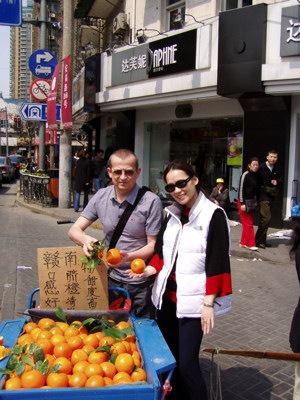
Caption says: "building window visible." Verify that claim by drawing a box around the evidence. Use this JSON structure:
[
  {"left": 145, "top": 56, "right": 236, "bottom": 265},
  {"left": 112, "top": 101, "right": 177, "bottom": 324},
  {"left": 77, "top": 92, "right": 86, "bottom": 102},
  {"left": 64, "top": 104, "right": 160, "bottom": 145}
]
[
  {"left": 225, "top": 0, "right": 252, "bottom": 11},
  {"left": 166, "top": 0, "right": 185, "bottom": 30}
]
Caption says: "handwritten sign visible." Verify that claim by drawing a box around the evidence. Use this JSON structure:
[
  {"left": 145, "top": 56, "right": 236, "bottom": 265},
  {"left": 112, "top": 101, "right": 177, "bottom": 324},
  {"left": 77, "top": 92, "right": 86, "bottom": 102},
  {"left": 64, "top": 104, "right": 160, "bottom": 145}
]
[{"left": 37, "top": 247, "right": 108, "bottom": 311}]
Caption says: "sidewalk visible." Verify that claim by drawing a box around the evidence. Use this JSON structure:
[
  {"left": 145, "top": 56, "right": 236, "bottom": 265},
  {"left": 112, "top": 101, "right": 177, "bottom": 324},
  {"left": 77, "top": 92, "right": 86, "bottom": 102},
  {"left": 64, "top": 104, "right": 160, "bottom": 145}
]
[{"left": 15, "top": 191, "right": 293, "bottom": 265}]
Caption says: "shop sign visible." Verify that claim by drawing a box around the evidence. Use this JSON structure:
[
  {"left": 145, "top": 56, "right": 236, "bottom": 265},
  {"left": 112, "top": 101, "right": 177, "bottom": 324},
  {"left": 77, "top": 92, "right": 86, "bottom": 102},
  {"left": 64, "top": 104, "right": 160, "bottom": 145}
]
[
  {"left": 280, "top": 6, "right": 300, "bottom": 57},
  {"left": 61, "top": 56, "right": 73, "bottom": 129},
  {"left": 47, "top": 63, "right": 60, "bottom": 130},
  {"left": 147, "top": 29, "right": 196, "bottom": 78},
  {"left": 111, "top": 29, "right": 197, "bottom": 86}
]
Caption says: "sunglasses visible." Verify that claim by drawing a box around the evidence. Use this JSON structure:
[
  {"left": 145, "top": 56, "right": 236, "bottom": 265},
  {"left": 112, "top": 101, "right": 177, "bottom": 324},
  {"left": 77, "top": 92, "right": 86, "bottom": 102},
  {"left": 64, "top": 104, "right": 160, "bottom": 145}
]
[
  {"left": 165, "top": 176, "right": 192, "bottom": 193},
  {"left": 111, "top": 169, "right": 135, "bottom": 177}
]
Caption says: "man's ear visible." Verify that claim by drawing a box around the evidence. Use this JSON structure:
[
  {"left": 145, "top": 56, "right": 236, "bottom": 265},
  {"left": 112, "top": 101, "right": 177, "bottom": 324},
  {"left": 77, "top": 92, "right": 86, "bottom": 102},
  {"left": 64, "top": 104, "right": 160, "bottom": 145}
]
[{"left": 107, "top": 167, "right": 112, "bottom": 178}]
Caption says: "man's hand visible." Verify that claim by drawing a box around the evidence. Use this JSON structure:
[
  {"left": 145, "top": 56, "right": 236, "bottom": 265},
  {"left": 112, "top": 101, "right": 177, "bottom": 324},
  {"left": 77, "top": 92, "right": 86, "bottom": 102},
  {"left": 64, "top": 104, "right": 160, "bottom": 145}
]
[
  {"left": 107, "top": 250, "right": 129, "bottom": 268},
  {"left": 82, "top": 235, "right": 99, "bottom": 257}
]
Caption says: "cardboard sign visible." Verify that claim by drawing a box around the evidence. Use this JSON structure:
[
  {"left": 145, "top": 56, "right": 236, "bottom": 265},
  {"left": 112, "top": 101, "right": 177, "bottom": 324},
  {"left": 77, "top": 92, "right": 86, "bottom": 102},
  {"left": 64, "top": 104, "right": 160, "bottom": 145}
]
[{"left": 37, "top": 247, "right": 108, "bottom": 311}]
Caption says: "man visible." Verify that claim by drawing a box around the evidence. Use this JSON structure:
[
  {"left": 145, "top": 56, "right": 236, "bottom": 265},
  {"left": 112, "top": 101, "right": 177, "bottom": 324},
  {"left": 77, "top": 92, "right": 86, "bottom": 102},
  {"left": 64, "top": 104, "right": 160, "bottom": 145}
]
[
  {"left": 92, "top": 149, "right": 105, "bottom": 192},
  {"left": 255, "top": 150, "right": 281, "bottom": 249},
  {"left": 68, "top": 149, "right": 163, "bottom": 318}
]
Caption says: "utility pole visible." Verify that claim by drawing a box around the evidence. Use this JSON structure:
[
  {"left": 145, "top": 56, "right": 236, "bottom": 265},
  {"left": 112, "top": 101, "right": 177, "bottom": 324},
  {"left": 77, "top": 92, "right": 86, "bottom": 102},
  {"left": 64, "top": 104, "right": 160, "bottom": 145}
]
[
  {"left": 58, "top": 0, "right": 73, "bottom": 208},
  {"left": 38, "top": 0, "right": 47, "bottom": 171}
]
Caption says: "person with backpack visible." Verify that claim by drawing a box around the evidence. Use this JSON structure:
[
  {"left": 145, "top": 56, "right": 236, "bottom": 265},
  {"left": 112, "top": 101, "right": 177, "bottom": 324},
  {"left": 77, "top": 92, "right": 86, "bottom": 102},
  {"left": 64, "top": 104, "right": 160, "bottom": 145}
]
[{"left": 68, "top": 149, "right": 163, "bottom": 318}]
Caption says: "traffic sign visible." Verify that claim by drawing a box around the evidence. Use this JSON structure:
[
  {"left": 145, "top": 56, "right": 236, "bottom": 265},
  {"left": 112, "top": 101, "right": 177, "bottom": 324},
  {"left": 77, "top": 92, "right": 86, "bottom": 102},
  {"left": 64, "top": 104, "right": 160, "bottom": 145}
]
[
  {"left": 0, "top": 0, "right": 22, "bottom": 27},
  {"left": 20, "top": 103, "right": 61, "bottom": 122},
  {"left": 28, "top": 50, "right": 58, "bottom": 79},
  {"left": 30, "top": 79, "right": 50, "bottom": 102}
]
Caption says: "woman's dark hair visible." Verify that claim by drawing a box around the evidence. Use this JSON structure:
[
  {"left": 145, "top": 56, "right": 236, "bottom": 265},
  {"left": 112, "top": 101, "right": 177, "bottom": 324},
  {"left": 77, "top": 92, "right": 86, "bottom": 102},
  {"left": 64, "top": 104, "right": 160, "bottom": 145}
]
[
  {"left": 290, "top": 218, "right": 300, "bottom": 259},
  {"left": 163, "top": 159, "right": 203, "bottom": 193}
]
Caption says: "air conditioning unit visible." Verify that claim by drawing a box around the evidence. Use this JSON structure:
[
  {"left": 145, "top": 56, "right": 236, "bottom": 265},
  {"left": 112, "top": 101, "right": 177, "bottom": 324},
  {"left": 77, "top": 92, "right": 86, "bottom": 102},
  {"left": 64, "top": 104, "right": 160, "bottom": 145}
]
[
  {"left": 49, "top": 35, "right": 55, "bottom": 40},
  {"left": 113, "top": 13, "right": 127, "bottom": 34},
  {"left": 50, "top": 13, "right": 56, "bottom": 18}
]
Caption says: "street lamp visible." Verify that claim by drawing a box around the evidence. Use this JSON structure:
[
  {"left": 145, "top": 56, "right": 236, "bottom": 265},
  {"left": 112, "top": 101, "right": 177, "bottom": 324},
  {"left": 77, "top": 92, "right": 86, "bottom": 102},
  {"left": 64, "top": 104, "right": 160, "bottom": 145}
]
[{"left": 0, "top": 107, "right": 9, "bottom": 156}]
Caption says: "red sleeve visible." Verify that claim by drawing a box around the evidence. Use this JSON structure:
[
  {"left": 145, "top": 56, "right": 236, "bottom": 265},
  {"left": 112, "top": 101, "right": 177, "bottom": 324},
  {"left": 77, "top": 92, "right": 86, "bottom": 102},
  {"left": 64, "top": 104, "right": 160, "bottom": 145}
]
[
  {"left": 206, "top": 273, "right": 232, "bottom": 297},
  {"left": 148, "top": 254, "right": 164, "bottom": 274}
]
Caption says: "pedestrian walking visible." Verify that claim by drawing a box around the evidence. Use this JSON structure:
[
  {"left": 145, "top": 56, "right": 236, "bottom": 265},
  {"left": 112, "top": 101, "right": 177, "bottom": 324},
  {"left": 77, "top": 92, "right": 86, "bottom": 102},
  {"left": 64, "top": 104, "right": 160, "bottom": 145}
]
[
  {"left": 92, "top": 149, "right": 105, "bottom": 192},
  {"left": 255, "top": 150, "right": 281, "bottom": 249},
  {"left": 289, "top": 202, "right": 300, "bottom": 400},
  {"left": 127, "top": 159, "right": 232, "bottom": 400},
  {"left": 68, "top": 149, "right": 163, "bottom": 318},
  {"left": 73, "top": 149, "right": 92, "bottom": 212},
  {"left": 237, "top": 157, "right": 259, "bottom": 250}
]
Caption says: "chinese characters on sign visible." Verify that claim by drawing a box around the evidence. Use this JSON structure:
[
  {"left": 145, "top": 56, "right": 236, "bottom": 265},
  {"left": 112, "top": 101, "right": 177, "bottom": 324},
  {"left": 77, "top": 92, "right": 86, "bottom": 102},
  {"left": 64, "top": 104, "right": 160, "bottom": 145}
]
[
  {"left": 61, "top": 56, "right": 73, "bottom": 129},
  {"left": 47, "top": 63, "right": 60, "bottom": 130},
  {"left": 280, "top": 6, "right": 300, "bottom": 57},
  {"left": 37, "top": 247, "right": 108, "bottom": 310},
  {"left": 121, "top": 54, "right": 147, "bottom": 73}
]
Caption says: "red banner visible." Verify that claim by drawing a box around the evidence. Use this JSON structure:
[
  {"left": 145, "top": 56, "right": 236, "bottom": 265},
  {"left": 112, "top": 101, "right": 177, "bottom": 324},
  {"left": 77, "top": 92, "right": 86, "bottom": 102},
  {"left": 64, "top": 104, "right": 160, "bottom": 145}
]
[
  {"left": 47, "top": 63, "right": 60, "bottom": 130},
  {"left": 61, "top": 56, "right": 73, "bottom": 129}
]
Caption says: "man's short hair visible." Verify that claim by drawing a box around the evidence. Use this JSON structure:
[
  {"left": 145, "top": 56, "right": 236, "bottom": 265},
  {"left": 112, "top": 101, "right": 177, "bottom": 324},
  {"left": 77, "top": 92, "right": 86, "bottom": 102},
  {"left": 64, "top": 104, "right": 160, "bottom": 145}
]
[
  {"left": 267, "top": 149, "right": 278, "bottom": 156},
  {"left": 108, "top": 149, "right": 139, "bottom": 170}
]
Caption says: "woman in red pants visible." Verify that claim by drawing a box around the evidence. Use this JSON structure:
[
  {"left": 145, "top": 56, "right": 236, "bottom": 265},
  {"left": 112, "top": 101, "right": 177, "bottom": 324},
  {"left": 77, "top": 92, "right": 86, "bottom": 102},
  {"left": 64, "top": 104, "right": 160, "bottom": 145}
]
[{"left": 238, "top": 157, "right": 259, "bottom": 250}]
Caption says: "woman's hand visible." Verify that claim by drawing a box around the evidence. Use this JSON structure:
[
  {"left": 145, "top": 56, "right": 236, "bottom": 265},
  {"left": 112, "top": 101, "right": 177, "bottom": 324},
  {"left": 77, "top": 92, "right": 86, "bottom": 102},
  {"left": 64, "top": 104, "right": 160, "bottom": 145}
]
[
  {"left": 125, "top": 266, "right": 157, "bottom": 279},
  {"left": 241, "top": 204, "right": 246, "bottom": 212},
  {"left": 201, "top": 306, "right": 215, "bottom": 335}
]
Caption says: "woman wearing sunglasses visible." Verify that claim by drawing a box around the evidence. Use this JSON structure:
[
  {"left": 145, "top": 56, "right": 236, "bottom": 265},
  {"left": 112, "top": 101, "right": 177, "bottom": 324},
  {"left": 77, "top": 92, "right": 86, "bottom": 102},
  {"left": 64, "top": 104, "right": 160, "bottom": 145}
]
[{"left": 126, "top": 159, "right": 232, "bottom": 400}]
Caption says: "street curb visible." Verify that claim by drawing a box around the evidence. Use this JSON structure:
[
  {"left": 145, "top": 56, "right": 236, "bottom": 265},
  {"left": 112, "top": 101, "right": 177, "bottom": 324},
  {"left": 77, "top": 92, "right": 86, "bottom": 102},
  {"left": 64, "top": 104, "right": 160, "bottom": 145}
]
[{"left": 15, "top": 197, "right": 103, "bottom": 230}]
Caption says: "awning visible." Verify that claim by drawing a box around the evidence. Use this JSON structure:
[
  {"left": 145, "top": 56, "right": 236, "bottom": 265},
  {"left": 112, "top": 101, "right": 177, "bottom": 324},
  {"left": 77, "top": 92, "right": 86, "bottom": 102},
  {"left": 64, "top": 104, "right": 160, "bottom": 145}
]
[{"left": 74, "top": 0, "right": 120, "bottom": 19}]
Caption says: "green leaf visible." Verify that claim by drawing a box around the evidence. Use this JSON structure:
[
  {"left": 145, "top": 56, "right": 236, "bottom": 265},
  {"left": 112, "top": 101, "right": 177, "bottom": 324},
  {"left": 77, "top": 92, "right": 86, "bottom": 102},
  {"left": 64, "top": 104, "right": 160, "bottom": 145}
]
[
  {"left": 82, "top": 317, "right": 95, "bottom": 326},
  {"left": 122, "top": 327, "right": 134, "bottom": 336},
  {"left": 0, "top": 368, "right": 11, "bottom": 375},
  {"left": 91, "top": 345, "right": 110, "bottom": 354},
  {"left": 15, "top": 361, "right": 25, "bottom": 376},
  {"left": 55, "top": 307, "right": 67, "bottom": 322},
  {"left": 20, "top": 354, "right": 35, "bottom": 367},
  {"left": 81, "top": 255, "right": 89, "bottom": 263},
  {"left": 28, "top": 342, "right": 37, "bottom": 355},
  {"left": 71, "top": 323, "right": 81, "bottom": 329},
  {"left": 11, "top": 344, "right": 23, "bottom": 355},
  {"left": 41, "top": 359, "right": 49, "bottom": 376},
  {"left": 34, "top": 360, "right": 43, "bottom": 371},
  {"left": 35, "top": 347, "right": 45, "bottom": 363},
  {"left": 7, "top": 354, "right": 18, "bottom": 370},
  {"left": 50, "top": 363, "right": 61, "bottom": 373},
  {"left": 87, "top": 258, "right": 100, "bottom": 269},
  {"left": 103, "top": 327, "right": 127, "bottom": 340},
  {"left": 110, "top": 352, "right": 117, "bottom": 364}
]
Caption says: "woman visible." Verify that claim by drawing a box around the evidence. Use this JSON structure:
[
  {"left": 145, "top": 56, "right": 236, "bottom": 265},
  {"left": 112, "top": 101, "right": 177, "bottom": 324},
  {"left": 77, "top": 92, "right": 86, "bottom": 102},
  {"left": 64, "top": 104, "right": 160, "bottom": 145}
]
[
  {"left": 209, "top": 178, "right": 229, "bottom": 212},
  {"left": 74, "top": 149, "right": 92, "bottom": 212},
  {"left": 289, "top": 203, "right": 300, "bottom": 400},
  {"left": 237, "top": 157, "right": 259, "bottom": 250},
  {"left": 126, "top": 160, "right": 232, "bottom": 400}
]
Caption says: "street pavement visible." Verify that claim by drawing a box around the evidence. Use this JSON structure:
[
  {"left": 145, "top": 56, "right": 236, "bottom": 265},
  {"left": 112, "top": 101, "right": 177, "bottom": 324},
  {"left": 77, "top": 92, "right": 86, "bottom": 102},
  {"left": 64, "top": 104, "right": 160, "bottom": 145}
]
[{"left": 1, "top": 182, "right": 298, "bottom": 399}]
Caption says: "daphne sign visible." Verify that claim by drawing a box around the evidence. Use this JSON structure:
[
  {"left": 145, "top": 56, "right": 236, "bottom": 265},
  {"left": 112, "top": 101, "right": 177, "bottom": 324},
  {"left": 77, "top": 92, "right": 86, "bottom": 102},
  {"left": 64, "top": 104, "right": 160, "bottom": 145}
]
[{"left": 111, "top": 29, "right": 197, "bottom": 86}]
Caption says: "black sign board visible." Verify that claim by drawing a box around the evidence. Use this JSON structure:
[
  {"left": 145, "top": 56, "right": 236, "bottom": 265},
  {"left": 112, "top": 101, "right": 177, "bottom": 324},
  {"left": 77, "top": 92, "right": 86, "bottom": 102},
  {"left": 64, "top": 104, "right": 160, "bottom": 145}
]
[{"left": 147, "top": 29, "right": 197, "bottom": 78}]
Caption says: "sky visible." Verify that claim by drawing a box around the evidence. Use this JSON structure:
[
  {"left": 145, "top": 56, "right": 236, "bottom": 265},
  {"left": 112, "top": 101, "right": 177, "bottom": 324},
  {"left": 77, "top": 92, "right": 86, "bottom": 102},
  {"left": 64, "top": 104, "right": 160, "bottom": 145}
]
[{"left": 0, "top": 26, "right": 10, "bottom": 98}]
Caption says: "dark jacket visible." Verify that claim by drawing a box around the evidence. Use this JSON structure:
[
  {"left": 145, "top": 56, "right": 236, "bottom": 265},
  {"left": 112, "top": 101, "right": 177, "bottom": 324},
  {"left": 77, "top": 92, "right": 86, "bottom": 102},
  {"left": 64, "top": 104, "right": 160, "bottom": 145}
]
[
  {"left": 92, "top": 158, "right": 105, "bottom": 178},
  {"left": 289, "top": 246, "right": 300, "bottom": 353},
  {"left": 238, "top": 170, "right": 258, "bottom": 205},
  {"left": 257, "top": 162, "right": 281, "bottom": 202},
  {"left": 209, "top": 187, "right": 229, "bottom": 210},
  {"left": 74, "top": 158, "right": 91, "bottom": 192}
]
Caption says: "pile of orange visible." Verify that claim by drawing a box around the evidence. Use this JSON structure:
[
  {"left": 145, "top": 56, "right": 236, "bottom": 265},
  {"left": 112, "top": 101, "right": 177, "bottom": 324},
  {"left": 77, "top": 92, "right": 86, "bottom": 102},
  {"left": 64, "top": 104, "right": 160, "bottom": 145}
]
[{"left": 4, "top": 318, "right": 147, "bottom": 390}]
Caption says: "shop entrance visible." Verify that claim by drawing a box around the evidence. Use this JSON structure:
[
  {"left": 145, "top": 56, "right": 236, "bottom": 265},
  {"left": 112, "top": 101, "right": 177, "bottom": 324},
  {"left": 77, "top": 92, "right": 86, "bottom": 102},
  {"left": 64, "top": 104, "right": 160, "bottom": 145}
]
[{"left": 147, "top": 116, "right": 243, "bottom": 205}]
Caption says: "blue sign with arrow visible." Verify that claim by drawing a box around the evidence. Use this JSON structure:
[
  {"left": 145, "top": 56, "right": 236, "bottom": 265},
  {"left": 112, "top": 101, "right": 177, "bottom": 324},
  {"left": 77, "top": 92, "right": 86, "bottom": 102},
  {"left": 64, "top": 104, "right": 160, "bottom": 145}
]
[
  {"left": 29, "top": 50, "right": 58, "bottom": 79},
  {"left": 0, "top": 0, "right": 22, "bottom": 27},
  {"left": 20, "top": 103, "right": 61, "bottom": 122}
]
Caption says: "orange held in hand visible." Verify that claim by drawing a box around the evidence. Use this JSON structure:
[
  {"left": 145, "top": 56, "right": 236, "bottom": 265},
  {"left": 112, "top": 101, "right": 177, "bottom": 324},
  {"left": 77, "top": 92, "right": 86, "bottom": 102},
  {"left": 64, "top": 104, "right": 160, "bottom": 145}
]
[
  {"left": 106, "top": 248, "right": 122, "bottom": 265},
  {"left": 130, "top": 259, "right": 146, "bottom": 274}
]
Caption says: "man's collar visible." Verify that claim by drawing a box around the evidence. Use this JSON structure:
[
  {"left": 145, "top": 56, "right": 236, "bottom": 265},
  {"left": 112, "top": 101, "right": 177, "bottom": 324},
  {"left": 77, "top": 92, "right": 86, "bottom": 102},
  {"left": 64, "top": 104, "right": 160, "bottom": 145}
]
[{"left": 110, "top": 184, "right": 140, "bottom": 205}]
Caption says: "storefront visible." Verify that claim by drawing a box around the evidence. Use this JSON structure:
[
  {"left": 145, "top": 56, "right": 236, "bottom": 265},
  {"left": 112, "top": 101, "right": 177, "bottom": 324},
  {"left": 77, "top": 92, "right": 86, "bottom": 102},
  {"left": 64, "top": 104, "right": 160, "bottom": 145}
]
[{"left": 97, "top": 1, "right": 300, "bottom": 226}]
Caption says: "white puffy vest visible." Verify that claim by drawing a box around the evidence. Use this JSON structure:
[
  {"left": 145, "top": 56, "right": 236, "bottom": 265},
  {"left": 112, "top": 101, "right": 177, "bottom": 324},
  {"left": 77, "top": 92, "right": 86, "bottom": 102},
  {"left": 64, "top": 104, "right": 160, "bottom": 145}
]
[{"left": 151, "top": 192, "right": 231, "bottom": 318}]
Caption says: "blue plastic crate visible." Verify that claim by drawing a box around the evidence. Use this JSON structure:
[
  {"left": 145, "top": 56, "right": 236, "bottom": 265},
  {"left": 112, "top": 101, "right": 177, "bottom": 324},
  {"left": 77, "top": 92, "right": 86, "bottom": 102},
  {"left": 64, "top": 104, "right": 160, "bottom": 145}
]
[{"left": 0, "top": 289, "right": 176, "bottom": 399}]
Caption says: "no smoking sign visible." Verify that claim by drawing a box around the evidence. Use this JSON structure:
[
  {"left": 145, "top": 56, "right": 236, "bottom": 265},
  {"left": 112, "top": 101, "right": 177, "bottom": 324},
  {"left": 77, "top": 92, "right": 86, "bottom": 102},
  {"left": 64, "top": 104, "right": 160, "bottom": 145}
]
[{"left": 30, "top": 79, "right": 51, "bottom": 102}]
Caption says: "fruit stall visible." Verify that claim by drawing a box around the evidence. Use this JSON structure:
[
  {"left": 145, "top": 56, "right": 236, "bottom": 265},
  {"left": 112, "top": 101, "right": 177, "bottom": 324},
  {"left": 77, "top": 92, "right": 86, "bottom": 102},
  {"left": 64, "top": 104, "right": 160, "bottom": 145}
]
[{"left": 0, "top": 288, "right": 176, "bottom": 399}]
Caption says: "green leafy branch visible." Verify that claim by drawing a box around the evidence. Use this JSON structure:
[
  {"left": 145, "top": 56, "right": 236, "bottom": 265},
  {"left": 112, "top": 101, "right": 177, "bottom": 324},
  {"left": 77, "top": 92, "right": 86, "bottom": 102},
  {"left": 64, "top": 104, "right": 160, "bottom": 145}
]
[{"left": 80, "top": 239, "right": 108, "bottom": 269}]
